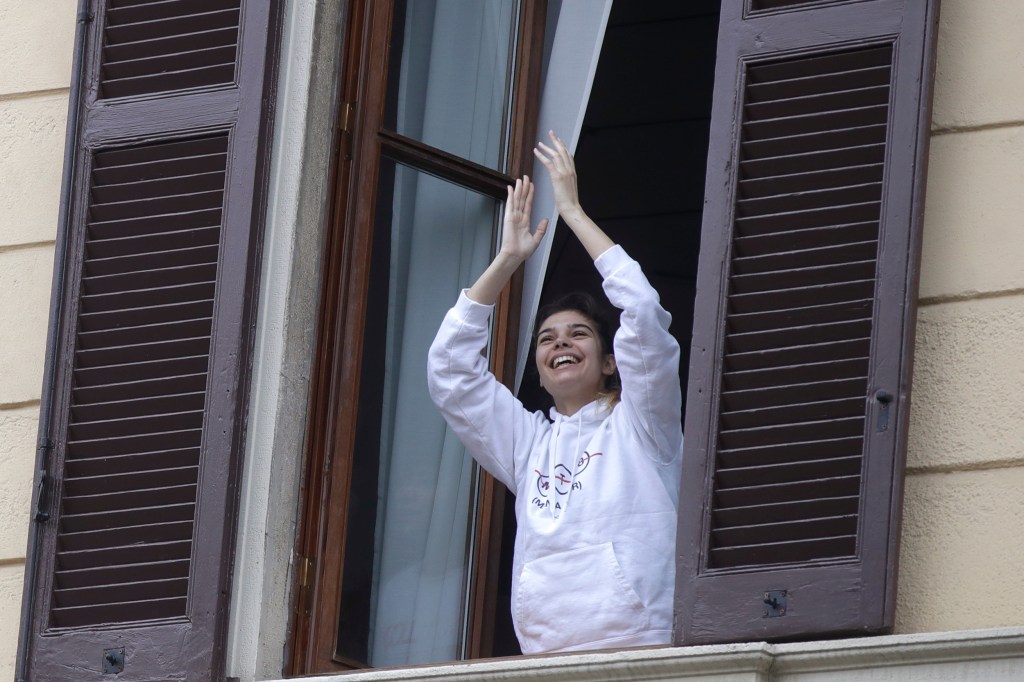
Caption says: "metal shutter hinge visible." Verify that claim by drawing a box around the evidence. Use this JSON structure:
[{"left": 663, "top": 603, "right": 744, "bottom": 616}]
[
  {"left": 762, "top": 590, "right": 787, "bottom": 618},
  {"left": 298, "top": 555, "right": 313, "bottom": 588},
  {"left": 102, "top": 648, "right": 124, "bottom": 674},
  {"left": 338, "top": 101, "right": 355, "bottom": 134},
  {"left": 296, "top": 555, "right": 315, "bottom": 615},
  {"left": 338, "top": 101, "right": 356, "bottom": 160}
]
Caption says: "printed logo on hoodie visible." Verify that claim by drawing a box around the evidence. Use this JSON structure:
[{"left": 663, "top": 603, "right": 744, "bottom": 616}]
[{"left": 531, "top": 450, "right": 603, "bottom": 515}]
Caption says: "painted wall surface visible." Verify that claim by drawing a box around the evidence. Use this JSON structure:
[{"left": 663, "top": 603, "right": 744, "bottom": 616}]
[
  {"left": 0, "top": 0, "right": 77, "bottom": 674},
  {"left": 0, "top": 0, "right": 1020, "bottom": 678},
  {"left": 899, "top": 0, "right": 1024, "bottom": 634}
]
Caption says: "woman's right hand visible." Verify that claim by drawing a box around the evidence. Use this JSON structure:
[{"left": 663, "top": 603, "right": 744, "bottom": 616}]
[
  {"left": 467, "top": 176, "right": 548, "bottom": 305},
  {"left": 499, "top": 175, "right": 549, "bottom": 263}
]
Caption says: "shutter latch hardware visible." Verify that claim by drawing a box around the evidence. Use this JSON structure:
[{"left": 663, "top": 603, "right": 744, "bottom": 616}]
[
  {"left": 296, "top": 555, "right": 315, "bottom": 616},
  {"left": 33, "top": 439, "right": 52, "bottom": 522},
  {"left": 875, "top": 389, "right": 893, "bottom": 432},
  {"left": 762, "top": 590, "right": 787, "bottom": 618},
  {"left": 102, "top": 648, "right": 125, "bottom": 674}
]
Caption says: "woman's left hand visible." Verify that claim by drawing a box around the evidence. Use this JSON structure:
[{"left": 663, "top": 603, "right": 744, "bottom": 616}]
[{"left": 534, "top": 130, "right": 582, "bottom": 218}]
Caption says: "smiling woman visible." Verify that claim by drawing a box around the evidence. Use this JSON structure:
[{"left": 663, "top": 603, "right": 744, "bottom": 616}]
[{"left": 427, "top": 134, "right": 683, "bottom": 654}]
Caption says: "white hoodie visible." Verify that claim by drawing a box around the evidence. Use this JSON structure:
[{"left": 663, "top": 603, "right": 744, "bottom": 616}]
[{"left": 427, "top": 245, "right": 682, "bottom": 654}]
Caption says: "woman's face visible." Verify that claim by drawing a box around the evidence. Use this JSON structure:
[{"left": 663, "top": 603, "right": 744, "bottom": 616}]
[{"left": 535, "top": 310, "right": 615, "bottom": 414}]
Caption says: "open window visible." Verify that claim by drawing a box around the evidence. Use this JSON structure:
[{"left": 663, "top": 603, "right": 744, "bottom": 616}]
[
  {"left": 293, "top": 0, "right": 939, "bottom": 672},
  {"left": 292, "top": 0, "right": 724, "bottom": 669}
]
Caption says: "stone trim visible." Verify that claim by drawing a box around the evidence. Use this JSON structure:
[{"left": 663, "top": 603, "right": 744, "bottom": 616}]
[{"left": 260, "top": 628, "right": 1024, "bottom": 682}]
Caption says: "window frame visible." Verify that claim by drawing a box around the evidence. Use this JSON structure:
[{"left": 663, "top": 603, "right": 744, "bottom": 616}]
[{"left": 287, "top": 0, "right": 547, "bottom": 674}]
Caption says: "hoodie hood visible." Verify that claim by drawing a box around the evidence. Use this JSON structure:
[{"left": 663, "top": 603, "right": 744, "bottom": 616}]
[{"left": 548, "top": 397, "right": 611, "bottom": 424}]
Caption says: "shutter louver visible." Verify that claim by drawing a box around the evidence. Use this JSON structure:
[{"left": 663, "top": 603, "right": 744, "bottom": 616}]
[
  {"left": 100, "top": 0, "right": 241, "bottom": 99},
  {"left": 51, "top": 135, "right": 227, "bottom": 628},
  {"left": 752, "top": 1, "right": 832, "bottom": 11},
  {"left": 677, "top": 0, "right": 939, "bottom": 645},
  {"left": 710, "top": 45, "right": 891, "bottom": 570}
]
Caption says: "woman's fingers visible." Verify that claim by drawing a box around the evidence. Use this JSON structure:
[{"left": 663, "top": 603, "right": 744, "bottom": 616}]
[
  {"left": 547, "top": 129, "right": 565, "bottom": 152},
  {"left": 548, "top": 130, "right": 576, "bottom": 168},
  {"left": 533, "top": 145, "right": 554, "bottom": 167},
  {"left": 535, "top": 141, "right": 563, "bottom": 166},
  {"left": 509, "top": 175, "right": 533, "bottom": 211},
  {"left": 548, "top": 129, "right": 564, "bottom": 151},
  {"left": 506, "top": 176, "right": 538, "bottom": 234},
  {"left": 535, "top": 133, "right": 575, "bottom": 176}
]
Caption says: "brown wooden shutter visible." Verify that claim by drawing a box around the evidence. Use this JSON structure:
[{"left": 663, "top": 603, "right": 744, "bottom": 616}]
[
  {"left": 677, "top": 0, "right": 939, "bottom": 644},
  {"left": 22, "top": 1, "right": 280, "bottom": 679}
]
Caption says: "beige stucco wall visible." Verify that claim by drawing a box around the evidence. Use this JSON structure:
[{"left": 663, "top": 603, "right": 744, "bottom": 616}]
[
  {"left": 0, "top": 0, "right": 1021, "bottom": 678},
  {"left": 0, "top": 0, "right": 77, "bottom": 674},
  {"left": 899, "top": 0, "right": 1024, "bottom": 634}
]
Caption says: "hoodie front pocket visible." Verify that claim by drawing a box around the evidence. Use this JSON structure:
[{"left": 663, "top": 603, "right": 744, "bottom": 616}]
[{"left": 515, "top": 542, "right": 648, "bottom": 653}]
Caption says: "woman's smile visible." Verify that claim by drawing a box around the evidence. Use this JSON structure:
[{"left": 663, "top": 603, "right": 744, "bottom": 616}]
[{"left": 552, "top": 353, "right": 580, "bottom": 369}]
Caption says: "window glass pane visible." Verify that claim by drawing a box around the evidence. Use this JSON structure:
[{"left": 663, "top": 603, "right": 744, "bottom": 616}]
[
  {"left": 385, "top": 0, "right": 516, "bottom": 170},
  {"left": 338, "top": 159, "right": 498, "bottom": 667}
]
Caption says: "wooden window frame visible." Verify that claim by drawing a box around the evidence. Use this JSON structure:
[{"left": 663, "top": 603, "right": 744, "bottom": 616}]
[{"left": 287, "top": 0, "right": 547, "bottom": 674}]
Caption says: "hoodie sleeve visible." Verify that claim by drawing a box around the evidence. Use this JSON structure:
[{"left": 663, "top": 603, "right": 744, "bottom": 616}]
[
  {"left": 596, "top": 245, "right": 683, "bottom": 465},
  {"left": 427, "top": 291, "right": 544, "bottom": 490}
]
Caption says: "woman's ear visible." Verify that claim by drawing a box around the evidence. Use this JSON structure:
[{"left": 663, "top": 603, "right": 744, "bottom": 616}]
[{"left": 602, "top": 354, "right": 616, "bottom": 376}]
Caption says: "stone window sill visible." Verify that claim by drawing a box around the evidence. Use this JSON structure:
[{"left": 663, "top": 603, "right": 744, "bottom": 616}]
[{"left": 260, "top": 627, "right": 1024, "bottom": 682}]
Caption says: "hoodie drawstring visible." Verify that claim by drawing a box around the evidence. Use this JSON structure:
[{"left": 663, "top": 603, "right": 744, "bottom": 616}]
[{"left": 548, "top": 410, "right": 585, "bottom": 519}]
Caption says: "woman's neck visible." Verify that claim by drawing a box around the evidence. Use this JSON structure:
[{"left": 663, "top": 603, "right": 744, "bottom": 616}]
[{"left": 553, "top": 394, "right": 597, "bottom": 417}]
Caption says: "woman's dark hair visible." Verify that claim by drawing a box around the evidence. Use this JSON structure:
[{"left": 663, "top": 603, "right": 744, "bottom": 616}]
[{"left": 534, "top": 291, "right": 621, "bottom": 403}]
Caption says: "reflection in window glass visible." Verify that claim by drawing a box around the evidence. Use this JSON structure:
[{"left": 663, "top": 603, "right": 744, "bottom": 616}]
[
  {"left": 341, "top": 159, "right": 497, "bottom": 667},
  {"left": 385, "top": 0, "right": 516, "bottom": 170}
]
